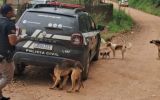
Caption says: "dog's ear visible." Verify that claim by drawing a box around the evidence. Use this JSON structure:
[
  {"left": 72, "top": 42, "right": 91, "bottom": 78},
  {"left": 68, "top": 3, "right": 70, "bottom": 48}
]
[{"left": 106, "top": 42, "right": 111, "bottom": 47}]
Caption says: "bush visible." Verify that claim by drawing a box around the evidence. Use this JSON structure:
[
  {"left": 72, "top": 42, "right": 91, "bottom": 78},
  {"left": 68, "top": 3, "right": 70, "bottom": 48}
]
[
  {"left": 89, "top": 3, "right": 113, "bottom": 22},
  {"left": 101, "top": 9, "right": 133, "bottom": 40},
  {"left": 107, "top": 9, "right": 133, "bottom": 33},
  {"left": 128, "top": 0, "right": 160, "bottom": 16},
  {"left": 91, "top": 12, "right": 106, "bottom": 25}
]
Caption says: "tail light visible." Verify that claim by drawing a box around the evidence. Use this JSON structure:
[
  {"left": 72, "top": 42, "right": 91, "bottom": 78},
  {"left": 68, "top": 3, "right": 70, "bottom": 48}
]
[{"left": 71, "top": 33, "right": 83, "bottom": 45}]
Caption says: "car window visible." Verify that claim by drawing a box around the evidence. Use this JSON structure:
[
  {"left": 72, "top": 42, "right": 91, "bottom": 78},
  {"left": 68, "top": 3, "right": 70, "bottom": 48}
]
[
  {"left": 79, "top": 15, "right": 88, "bottom": 33},
  {"left": 87, "top": 16, "right": 96, "bottom": 31},
  {"left": 88, "top": 16, "right": 96, "bottom": 31},
  {"left": 79, "top": 14, "right": 96, "bottom": 32},
  {"left": 18, "top": 11, "right": 76, "bottom": 34}
]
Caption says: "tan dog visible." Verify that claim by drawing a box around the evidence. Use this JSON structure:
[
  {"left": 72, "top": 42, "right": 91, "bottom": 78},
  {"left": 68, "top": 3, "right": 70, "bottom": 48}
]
[
  {"left": 106, "top": 42, "right": 132, "bottom": 59},
  {"left": 150, "top": 40, "right": 160, "bottom": 58},
  {"left": 50, "top": 60, "right": 84, "bottom": 92}
]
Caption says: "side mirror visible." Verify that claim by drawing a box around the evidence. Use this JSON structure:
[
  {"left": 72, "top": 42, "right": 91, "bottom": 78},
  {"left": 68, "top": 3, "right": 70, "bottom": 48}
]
[{"left": 97, "top": 25, "right": 105, "bottom": 31}]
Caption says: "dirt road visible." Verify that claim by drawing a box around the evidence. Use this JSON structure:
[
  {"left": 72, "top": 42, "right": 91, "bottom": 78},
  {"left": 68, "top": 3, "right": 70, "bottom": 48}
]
[{"left": 4, "top": 2, "right": 160, "bottom": 100}]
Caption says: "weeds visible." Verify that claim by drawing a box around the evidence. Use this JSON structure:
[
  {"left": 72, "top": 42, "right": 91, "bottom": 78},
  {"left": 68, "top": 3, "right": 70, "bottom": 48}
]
[
  {"left": 108, "top": 9, "right": 133, "bottom": 33},
  {"left": 90, "top": 12, "right": 106, "bottom": 26},
  {"left": 101, "top": 9, "right": 133, "bottom": 40},
  {"left": 128, "top": 0, "right": 160, "bottom": 16}
]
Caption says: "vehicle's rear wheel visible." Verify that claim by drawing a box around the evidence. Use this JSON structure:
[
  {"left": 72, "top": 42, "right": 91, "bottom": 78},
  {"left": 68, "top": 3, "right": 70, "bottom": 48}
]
[
  {"left": 14, "top": 64, "right": 26, "bottom": 76},
  {"left": 82, "top": 55, "right": 90, "bottom": 80},
  {"left": 92, "top": 48, "right": 100, "bottom": 61}
]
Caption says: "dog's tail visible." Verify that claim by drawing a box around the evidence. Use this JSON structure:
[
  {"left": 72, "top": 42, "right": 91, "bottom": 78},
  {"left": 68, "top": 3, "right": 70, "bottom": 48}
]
[{"left": 125, "top": 42, "right": 132, "bottom": 49}]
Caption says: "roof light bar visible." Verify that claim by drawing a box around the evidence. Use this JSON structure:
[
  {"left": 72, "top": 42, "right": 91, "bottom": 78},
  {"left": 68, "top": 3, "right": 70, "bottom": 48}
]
[{"left": 48, "top": 1, "right": 83, "bottom": 9}]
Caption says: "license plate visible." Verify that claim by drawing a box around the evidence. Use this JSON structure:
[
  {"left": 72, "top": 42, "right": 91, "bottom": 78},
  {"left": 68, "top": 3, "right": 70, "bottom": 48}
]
[{"left": 34, "top": 43, "right": 53, "bottom": 51}]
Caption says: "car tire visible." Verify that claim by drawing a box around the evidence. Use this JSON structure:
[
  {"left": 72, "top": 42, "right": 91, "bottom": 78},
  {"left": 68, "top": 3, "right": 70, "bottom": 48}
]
[
  {"left": 14, "top": 64, "right": 26, "bottom": 75},
  {"left": 92, "top": 48, "right": 100, "bottom": 61},
  {"left": 92, "top": 36, "right": 101, "bottom": 61},
  {"left": 82, "top": 55, "right": 90, "bottom": 80}
]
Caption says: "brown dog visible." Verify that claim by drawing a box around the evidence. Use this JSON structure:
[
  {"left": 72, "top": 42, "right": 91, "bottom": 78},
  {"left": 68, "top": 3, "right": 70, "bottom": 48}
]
[
  {"left": 150, "top": 40, "right": 160, "bottom": 58},
  {"left": 106, "top": 42, "right": 132, "bottom": 59},
  {"left": 50, "top": 60, "right": 84, "bottom": 92}
]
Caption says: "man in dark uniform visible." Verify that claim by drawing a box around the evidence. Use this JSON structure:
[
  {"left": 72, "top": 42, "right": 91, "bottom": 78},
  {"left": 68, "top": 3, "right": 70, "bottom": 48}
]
[{"left": 0, "top": 4, "right": 20, "bottom": 100}]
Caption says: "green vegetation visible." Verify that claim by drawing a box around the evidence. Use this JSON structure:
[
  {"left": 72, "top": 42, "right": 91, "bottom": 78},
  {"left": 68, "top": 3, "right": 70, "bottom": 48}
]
[
  {"left": 128, "top": 0, "right": 160, "bottom": 16},
  {"left": 108, "top": 9, "right": 133, "bottom": 33},
  {"left": 58, "top": 0, "right": 81, "bottom": 4},
  {"left": 0, "top": 0, "right": 3, "bottom": 5},
  {"left": 101, "top": 9, "right": 133, "bottom": 40},
  {"left": 91, "top": 12, "right": 106, "bottom": 26}
]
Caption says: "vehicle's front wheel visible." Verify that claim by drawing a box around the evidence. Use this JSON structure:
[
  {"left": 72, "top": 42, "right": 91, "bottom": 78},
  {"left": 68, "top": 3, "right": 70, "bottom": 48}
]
[
  {"left": 92, "top": 36, "right": 101, "bottom": 61},
  {"left": 82, "top": 55, "right": 90, "bottom": 80},
  {"left": 14, "top": 64, "right": 26, "bottom": 75}
]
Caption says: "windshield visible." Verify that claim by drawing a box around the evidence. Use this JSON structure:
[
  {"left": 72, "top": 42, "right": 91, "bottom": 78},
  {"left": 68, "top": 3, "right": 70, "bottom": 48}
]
[{"left": 18, "top": 11, "right": 77, "bottom": 35}]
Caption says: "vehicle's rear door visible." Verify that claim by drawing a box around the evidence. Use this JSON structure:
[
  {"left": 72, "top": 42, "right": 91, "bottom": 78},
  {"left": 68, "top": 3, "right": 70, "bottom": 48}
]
[{"left": 79, "top": 14, "right": 99, "bottom": 58}]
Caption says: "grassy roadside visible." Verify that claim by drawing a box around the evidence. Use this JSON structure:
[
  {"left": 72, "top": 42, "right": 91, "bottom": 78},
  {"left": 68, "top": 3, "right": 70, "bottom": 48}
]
[
  {"left": 128, "top": 0, "right": 160, "bottom": 16},
  {"left": 101, "top": 9, "right": 134, "bottom": 40}
]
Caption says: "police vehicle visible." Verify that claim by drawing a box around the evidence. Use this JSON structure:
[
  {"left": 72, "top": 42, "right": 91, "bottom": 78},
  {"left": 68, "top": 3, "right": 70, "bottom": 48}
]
[{"left": 14, "top": 2, "right": 104, "bottom": 80}]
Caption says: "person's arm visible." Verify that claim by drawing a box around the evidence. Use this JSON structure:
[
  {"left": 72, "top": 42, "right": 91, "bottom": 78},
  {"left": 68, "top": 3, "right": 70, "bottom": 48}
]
[
  {"left": 8, "top": 34, "right": 19, "bottom": 46},
  {"left": 6, "top": 23, "right": 20, "bottom": 46}
]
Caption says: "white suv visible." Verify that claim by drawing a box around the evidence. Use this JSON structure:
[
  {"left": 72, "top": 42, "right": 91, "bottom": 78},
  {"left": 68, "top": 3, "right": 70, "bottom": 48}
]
[{"left": 119, "top": 0, "right": 128, "bottom": 7}]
